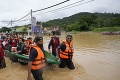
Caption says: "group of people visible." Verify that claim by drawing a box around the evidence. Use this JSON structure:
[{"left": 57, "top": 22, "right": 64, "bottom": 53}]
[
  {"left": 48, "top": 31, "right": 75, "bottom": 70},
  {"left": 0, "top": 32, "right": 75, "bottom": 80},
  {"left": 0, "top": 33, "right": 32, "bottom": 69},
  {"left": 27, "top": 31, "right": 75, "bottom": 80}
]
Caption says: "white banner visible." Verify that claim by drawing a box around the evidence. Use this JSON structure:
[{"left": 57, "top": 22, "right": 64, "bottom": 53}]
[{"left": 31, "top": 17, "right": 36, "bottom": 26}]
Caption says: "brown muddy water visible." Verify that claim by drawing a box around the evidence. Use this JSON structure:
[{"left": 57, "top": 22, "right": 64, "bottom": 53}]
[{"left": 0, "top": 32, "right": 120, "bottom": 80}]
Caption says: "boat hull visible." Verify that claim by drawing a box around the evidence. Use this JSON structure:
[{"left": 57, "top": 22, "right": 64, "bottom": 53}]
[{"left": 4, "top": 50, "right": 60, "bottom": 65}]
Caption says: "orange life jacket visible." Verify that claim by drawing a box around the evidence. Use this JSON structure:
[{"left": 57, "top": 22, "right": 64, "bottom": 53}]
[
  {"left": 60, "top": 40, "right": 74, "bottom": 59},
  {"left": 25, "top": 40, "right": 32, "bottom": 53},
  {"left": 31, "top": 45, "right": 46, "bottom": 70}
]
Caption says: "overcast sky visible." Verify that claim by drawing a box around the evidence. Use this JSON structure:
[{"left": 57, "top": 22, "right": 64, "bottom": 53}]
[{"left": 0, "top": 0, "right": 120, "bottom": 27}]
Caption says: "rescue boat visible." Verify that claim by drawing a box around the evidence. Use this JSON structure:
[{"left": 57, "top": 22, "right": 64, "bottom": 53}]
[{"left": 4, "top": 50, "right": 60, "bottom": 65}]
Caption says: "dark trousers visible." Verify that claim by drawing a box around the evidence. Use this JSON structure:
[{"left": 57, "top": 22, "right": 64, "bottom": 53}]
[
  {"left": 59, "top": 58, "right": 75, "bottom": 70},
  {"left": 31, "top": 68, "right": 43, "bottom": 80},
  {"left": 0, "top": 57, "right": 6, "bottom": 68},
  {"left": 52, "top": 51, "right": 56, "bottom": 57}
]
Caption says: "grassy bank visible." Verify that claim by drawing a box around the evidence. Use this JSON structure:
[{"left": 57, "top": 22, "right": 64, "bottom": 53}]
[{"left": 93, "top": 27, "right": 120, "bottom": 32}]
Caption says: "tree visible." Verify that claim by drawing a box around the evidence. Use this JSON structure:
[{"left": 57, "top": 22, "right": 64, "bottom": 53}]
[
  {"left": 78, "top": 15, "right": 94, "bottom": 31},
  {"left": 22, "top": 28, "right": 27, "bottom": 32},
  {"left": 79, "top": 22, "right": 89, "bottom": 31},
  {"left": 111, "top": 18, "right": 120, "bottom": 26},
  {"left": 0, "top": 27, "right": 11, "bottom": 33}
]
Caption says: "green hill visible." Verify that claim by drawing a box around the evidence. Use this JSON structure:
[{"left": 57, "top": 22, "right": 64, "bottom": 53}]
[{"left": 42, "top": 12, "right": 120, "bottom": 32}]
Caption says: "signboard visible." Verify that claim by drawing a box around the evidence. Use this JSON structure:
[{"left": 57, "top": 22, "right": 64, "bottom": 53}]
[
  {"left": 39, "top": 26, "right": 43, "bottom": 33},
  {"left": 31, "top": 17, "right": 36, "bottom": 32}
]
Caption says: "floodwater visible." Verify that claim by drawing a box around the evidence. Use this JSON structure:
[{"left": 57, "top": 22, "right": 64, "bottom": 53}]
[{"left": 0, "top": 32, "right": 120, "bottom": 80}]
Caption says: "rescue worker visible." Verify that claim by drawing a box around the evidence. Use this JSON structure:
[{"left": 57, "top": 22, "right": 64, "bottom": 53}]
[
  {"left": 48, "top": 31, "right": 60, "bottom": 57},
  {"left": 59, "top": 35, "right": 75, "bottom": 70},
  {"left": 25, "top": 37, "right": 33, "bottom": 54},
  {"left": 27, "top": 36, "right": 46, "bottom": 80},
  {"left": 0, "top": 39, "right": 6, "bottom": 69}
]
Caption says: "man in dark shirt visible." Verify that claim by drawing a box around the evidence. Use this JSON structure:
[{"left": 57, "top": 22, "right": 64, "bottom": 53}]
[
  {"left": 27, "top": 36, "right": 45, "bottom": 80},
  {"left": 29, "top": 36, "right": 44, "bottom": 61},
  {"left": 48, "top": 31, "right": 60, "bottom": 57},
  {"left": 14, "top": 38, "right": 27, "bottom": 55}
]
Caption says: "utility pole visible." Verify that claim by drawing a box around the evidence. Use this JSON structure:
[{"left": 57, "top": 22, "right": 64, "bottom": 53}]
[
  {"left": 41, "top": 22, "right": 43, "bottom": 35},
  {"left": 31, "top": 9, "right": 34, "bottom": 36},
  {"left": 39, "top": 22, "right": 42, "bottom": 36},
  {"left": 11, "top": 20, "right": 13, "bottom": 35}
]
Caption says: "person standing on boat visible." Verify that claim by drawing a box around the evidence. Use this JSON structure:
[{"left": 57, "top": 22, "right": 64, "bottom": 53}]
[
  {"left": 48, "top": 31, "right": 60, "bottom": 57},
  {"left": 59, "top": 35, "right": 75, "bottom": 70},
  {"left": 0, "top": 39, "right": 6, "bottom": 69},
  {"left": 27, "top": 36, "right": 46, "bottom": 80}
]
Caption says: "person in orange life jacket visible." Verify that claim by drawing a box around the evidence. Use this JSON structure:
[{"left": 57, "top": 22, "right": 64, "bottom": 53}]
[
  {"left": 25, "top": 37, "right": 33, "bottom": 54},
  {"left": 59, "top": 35, "right": 75, "bottom": 70},
  {"left": 48, "top": 31, "right": 60, "bottom": 57},
  {"left": 0, "top": 40, "right": 6, "bottom": 69},
  {"left": 27, "top": 36, "right": 46, "bottom": 80},
  {"left": 33, "top": 36, "right": 44, "bottom": 52}
]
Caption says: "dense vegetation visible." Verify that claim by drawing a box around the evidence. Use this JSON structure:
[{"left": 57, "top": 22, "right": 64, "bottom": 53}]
[
  {"left": 93, "top": 27, "right": 120, "bottom": 32},
  {"left": 42, "top": 12, "right": 120, "bottom": 32},
  {"left": 0, "top": 12, "right": 120, "bottom": 33}
]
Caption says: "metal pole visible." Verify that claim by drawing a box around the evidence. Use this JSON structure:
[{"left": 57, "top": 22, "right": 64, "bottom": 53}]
[
  {"left": 41, "top": 22, "right": 43, "bottom": 35},
  {"left": 11, "top": 20, "right": 13, "bottom": 35},
  {"left": 39, "top": 22, "right": 42, "bottom": 36},
  {"left": 31, "top": 9, "right": 34, "bottom": 36}
]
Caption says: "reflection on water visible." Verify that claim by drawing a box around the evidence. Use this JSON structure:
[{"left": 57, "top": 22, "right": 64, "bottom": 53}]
[{"left": 0, "top": 32, "right": 120, "bottom": 80}]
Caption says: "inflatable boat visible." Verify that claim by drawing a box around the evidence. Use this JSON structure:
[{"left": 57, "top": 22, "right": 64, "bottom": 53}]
[{"left": 4, "top": 50, "right": 60, "bottom": 65}]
